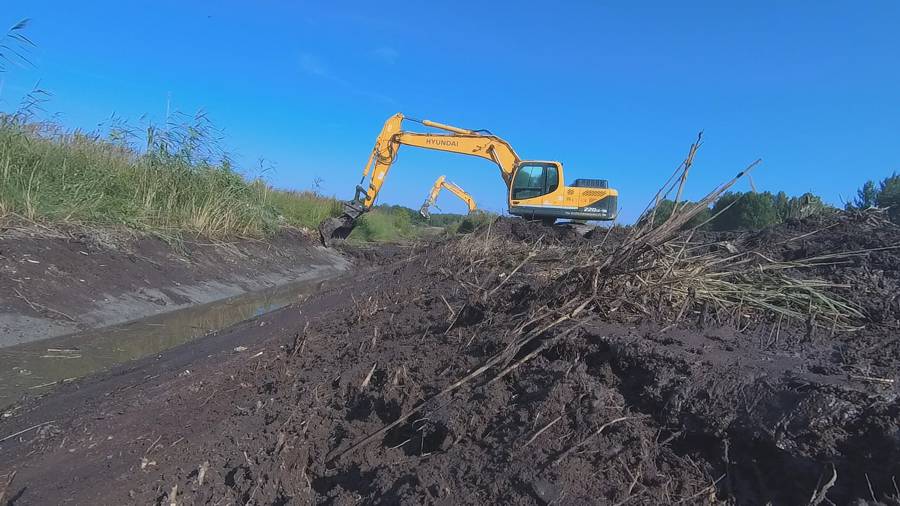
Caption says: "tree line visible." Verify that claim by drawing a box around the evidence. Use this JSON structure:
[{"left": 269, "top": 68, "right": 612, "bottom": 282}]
[{"left": 648, "top": 172, "right": 899, "bottom": 231}]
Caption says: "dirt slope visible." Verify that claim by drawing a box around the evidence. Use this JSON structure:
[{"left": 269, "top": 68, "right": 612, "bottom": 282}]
[
  {"left": 0, "top": 224, "right": 349, "bottom": 346},
  {"left": 1, "top": 214, "right": 898, "bottom": 505}
]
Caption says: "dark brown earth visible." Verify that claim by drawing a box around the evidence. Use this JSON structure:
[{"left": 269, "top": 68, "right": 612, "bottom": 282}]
[
  {"left": 1, "top": 213, "right": 899, "bottom": 505},
  {"left": 0, "top": 223, "right": 348, "bottom": 346}
]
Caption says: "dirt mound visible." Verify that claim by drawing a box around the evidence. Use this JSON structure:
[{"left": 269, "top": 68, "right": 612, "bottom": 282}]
[
  {"left": 0, "top": 223, "right": 348, "bottom": 346},
  {"left": 1, "top": 211, "right": 899, "bottom": 505},
  {"left": 486, "top": 217, "right": 584, "bottom": 244},
  {"left": 741, "top": 210, "right": 900, "bottom": 326},
  {"left": 486, "top": 217, "right": 629, "bottom": 250},
  {"left": 335, "top": 242, "right": 418, "bottom": 267}
]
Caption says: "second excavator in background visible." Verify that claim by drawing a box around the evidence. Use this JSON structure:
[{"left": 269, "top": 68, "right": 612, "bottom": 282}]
[
  {"left": 320, "top": 113, "right": 618, "bottom": 244},
  {"left": 419, "top": 175, "right": 477, "bottom": 219}
]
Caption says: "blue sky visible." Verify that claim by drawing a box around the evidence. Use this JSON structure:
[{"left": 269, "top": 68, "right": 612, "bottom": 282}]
[{"left": 2, "top": 1, "right": 898, "bottom": 222}]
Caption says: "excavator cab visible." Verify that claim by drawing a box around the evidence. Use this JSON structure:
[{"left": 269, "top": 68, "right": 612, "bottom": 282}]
[
  {"left": 510, "top": 162, "right": 560, "bottom": 200},
  {"left": 508, "top": 161, "right": 616, "bottom": 222}
]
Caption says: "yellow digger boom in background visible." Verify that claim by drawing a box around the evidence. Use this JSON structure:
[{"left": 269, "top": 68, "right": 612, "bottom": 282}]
[{"left": 419, "top": 175, "right": 477, "bottom": 219}]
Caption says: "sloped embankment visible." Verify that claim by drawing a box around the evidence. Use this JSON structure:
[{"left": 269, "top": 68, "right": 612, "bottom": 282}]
[
  {"left": 0, "top": 225, "right": 349, "bottom": 346},
  {"left": 0, "top": 212, "right": 898, "bottom": 505}
]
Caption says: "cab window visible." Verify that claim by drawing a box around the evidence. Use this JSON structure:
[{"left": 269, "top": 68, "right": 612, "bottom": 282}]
[{"left": 512, "top": 164, "right": 559, "bottom": 200}]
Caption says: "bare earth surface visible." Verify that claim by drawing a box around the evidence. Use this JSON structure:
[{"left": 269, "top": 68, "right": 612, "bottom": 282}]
[
  {"left": 1, "top": 215, "right": 899, "bottom": 505},
  {"left": 0, "top": 225, "right": 349, "bottom": 347}
]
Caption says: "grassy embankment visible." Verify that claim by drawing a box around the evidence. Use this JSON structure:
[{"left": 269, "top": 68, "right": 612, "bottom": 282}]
[{"left": 0, "top": 115, "right": 458, "bottom": 241}]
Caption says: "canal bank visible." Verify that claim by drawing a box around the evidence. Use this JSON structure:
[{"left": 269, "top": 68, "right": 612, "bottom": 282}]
[{"left": 0, "top": 226, "right": 349, "bottom": 347}]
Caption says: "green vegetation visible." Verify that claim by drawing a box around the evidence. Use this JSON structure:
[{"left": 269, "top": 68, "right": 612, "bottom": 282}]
[
  {"left": 345, "top": 205, "right": 494, "bottom": 242},
  {"left": 848, "top": 172, "right": 900, "bottom": 222},
  {"left": 0, "top": 112, "right": 484, "bottom": 243},
  {"left": 711, "top": 191, "right": 829, "bottom": 231},
  {"left": 710, "top": 192, "right": 781, "bottom": 231},
  {"left": 646, "top": 200, "right": 712, "bottom": 229},
  {"left": 349, "top": 205, "right": 418, "bottom": 242},
  {"left": 426, "top": 212, "right": 469, "bottom": 228},
  {"left": 446, "top": 211, "right": 496, "bottom": 234},
  {"left": 0, "top": 114, "right": 342, "bottom": 237},
  {"left": 647, "top": 191, "right": 832, "bottom": 232},
  {"left": 345, "top": 205, "right": 461, "bottom": 242},
  {"left": 9, "top": 89, "right": 890, "bottom": 240},
  {"left": 0, "top": 16, "right": 385, "bottom": 241},
  {"left": 267, "top": 189, "right": 343, "bottom": 231}
]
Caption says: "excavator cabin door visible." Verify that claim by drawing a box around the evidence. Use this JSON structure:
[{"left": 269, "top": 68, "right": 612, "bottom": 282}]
[{"left": 510, "top": 162, "right": 560, "bottom": 201}]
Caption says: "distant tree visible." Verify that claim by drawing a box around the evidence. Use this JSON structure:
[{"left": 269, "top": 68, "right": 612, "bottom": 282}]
[
  {"left": 850, "top": 180, "right": 878, "bottom": 209},
  {"left": 692, "top": 205, "right": 713, "bottom": 228},
  {"left": 783, "top": 192, "right": 828, "bottom": 220},
  {"left": 645, "top": 199, "right": 712, "bottom": 230},
  {"left": 428, "top": 213, "right": 468, "bottom": 227},
  {"left": 648, "top": 200, "right": 676, "bottom": 227},
  {"left": 876, "top": 173, "right": 900, "bottom": 222},
  {"left": 773, "top": 191, "right": 790, "bottom": 219},
  {"left": 709, "top": 190, "right": 830, "bottom": 230},
  {"left": 374, "top": 204, "right": 421, "bottom": 225},
  {"left": 848, "top": 172, "right": 900, "bottom": 222},
  {"left": 710, "top": 192, "right": 780, "bottom": 231}
]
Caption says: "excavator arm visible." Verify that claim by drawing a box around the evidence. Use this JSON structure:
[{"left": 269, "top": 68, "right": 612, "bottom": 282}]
[
  {"left": 319, "top": 113, "right": 519, "bottom": 243},
  {"left": 419, "top": 175, "right": 477, "bottom": 219}
]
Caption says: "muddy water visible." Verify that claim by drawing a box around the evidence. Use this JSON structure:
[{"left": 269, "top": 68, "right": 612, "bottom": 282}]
[{"left": 0, "top": 276, "right": 335, "bottom": 408}]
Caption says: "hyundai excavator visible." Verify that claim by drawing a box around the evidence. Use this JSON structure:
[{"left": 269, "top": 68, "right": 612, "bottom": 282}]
[
  {"left": 419, "top": 175, "right": 477, "bottom": 219},
  {"left": 319, "top": 113, "right": 618, "bottom": 244}
]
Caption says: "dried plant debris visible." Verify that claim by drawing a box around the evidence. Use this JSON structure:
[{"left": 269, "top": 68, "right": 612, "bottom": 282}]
[{"left": 2, "top": 144, "right": 899, "bottom": 505}]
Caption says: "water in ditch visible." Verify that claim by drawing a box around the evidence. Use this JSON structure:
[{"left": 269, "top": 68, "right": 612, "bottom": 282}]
[{"left": 0, "top": 276, "right": 336, "bottom": 408}]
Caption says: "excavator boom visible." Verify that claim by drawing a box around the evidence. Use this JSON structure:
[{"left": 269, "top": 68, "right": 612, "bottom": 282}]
[
  {"left": 319, "top": 113, "right": 518, "bottom": 243},
  {"left": 419, "top": 175, "right": 477, "bottom": 219}
]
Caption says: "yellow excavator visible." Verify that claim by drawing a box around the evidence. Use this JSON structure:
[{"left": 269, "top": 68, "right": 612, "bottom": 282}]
[
  {"left": 419, "top": 176, "right": 477, "bottom": 219},
  {"left": 319, "top": 113, "right": 618, "bottom": 243}
]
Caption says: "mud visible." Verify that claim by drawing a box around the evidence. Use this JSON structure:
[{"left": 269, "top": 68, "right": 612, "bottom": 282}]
[
  {"left": 1, "top": 213, "right": 898, "bottom": 505},
  {"left": 0, "top": 225, "right": 349, "bottom": 346},
  {"left": 0, "top": 275, "right": 343, "bottom": 408}
]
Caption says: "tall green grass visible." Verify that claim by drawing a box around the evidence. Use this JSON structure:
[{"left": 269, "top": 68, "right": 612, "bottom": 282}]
[
  {"left": 348, "top": 206, "right": 496, "bottom": 242},
  {"left": 349, "top": 206, "right": 418, "bottom": 242},
  {"left": 0, "top": 114, "right": 341, "bottom": 237},
  {"left": 267, "top": 188, "right": 343, "bottom": 230},
  {"left": 445, "top": 211, "right": 495, "bottom": 234}
]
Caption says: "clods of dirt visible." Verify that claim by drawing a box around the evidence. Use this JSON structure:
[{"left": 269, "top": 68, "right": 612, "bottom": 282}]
[{"left": 1, "top": 212, "right": 899, "bottom": 505}]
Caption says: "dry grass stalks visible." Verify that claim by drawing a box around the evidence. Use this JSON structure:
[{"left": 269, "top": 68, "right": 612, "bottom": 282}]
[
  {"left": 552, "top": 138, "right": 866, "bottom": 332},
  {"left": 335, "top": 136, "right": 875, "bottom": 461},
  {"left": 446, "top": 135, "right": 869, "bottom": 334}
]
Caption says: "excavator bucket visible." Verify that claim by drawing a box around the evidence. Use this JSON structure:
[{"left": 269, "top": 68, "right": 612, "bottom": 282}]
[
  {"left": 318, "top": 215, "right": 355, "bottom": 246},
  {"left": 318, "top": 198, "right": 368, "bottom": 246},
  {"left": 418, "top": 201, "right": 432, "bottom": 219}
]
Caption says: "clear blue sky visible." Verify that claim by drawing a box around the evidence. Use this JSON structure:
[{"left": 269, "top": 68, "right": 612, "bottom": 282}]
[{"left": 2, "top": 1, "right": 899, "bottom": 221}]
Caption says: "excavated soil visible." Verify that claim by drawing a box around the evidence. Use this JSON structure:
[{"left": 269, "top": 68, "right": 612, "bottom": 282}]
[
  {"left": 0, "top": 224, "right": 348, "bottom": 346},
  {"left": 1, "top": 213, "right": 899, "bottom": 505}
]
